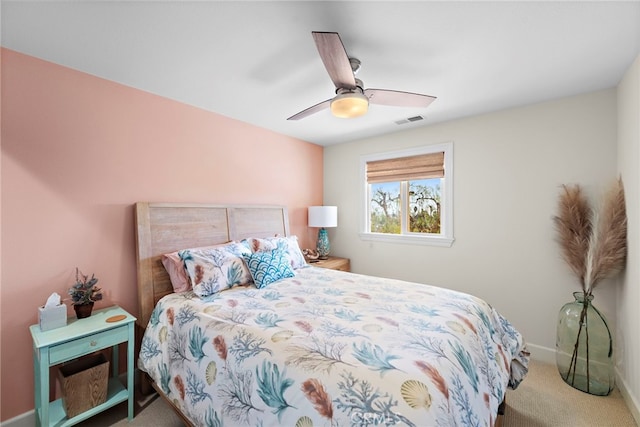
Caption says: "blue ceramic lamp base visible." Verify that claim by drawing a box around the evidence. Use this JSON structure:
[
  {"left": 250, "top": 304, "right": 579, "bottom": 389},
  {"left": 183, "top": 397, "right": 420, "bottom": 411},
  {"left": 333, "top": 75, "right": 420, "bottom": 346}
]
[{"left": 316, "top": 227, "right": 330, "bottom": 259}]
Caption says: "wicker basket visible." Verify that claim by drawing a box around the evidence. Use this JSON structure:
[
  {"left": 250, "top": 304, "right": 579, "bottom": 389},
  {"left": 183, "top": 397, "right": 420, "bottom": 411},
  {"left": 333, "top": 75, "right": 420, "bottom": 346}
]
[{"left": 58, "top": 353, "right": 109, "bottom": 418}]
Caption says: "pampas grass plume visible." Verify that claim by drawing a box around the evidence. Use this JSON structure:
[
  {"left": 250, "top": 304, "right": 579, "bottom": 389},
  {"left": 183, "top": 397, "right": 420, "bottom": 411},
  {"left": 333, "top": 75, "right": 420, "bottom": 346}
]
[
  {"left": 554, "top": 178, "right": 627, "bottom": 293},
  {"left": 586, "top": 177, "right": 627, "bottom": 290},
  {"left": 553, "top": 184, "right": 592, "bottom": 291}
]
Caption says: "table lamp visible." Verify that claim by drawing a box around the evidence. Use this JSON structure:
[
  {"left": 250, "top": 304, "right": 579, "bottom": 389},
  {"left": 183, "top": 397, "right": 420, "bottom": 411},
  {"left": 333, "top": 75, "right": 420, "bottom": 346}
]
[{"left": 308, "top": 206, "right": 338, "bottom": 259}]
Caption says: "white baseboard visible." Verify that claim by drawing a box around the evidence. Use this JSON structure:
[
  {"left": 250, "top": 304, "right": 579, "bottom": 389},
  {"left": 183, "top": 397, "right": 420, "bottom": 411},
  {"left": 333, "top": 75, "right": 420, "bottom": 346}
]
[
  {"left": 616, "top": 369, "right": 640, "bottom": 426},
  {"left": 525, "top": 342, "right": 556, "bottom": 364},
  {"left": 0, "top": 410, "right": 33, "bottom": 427}
]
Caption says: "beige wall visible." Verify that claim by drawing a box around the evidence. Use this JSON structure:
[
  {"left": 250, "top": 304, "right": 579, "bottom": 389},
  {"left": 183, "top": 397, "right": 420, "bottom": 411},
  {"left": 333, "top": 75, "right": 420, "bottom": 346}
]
[
  {"left": 617, "top": 53, "right": 640, "bottom": 424},
  {"left": 0, "top": 49, "right": 323, "bottom": 421},
  {"left": 324, "top": 89, "right": 619, "bottom": 361},
  {"left": 325, "top": 85, "right": 640, "bottom": 419}
]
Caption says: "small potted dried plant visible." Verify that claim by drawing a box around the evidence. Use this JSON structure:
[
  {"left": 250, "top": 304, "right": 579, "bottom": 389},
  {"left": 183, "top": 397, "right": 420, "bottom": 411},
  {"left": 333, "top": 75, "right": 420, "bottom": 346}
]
[{"left": 68, "top": 268, "right": 103, "bottom": 319}]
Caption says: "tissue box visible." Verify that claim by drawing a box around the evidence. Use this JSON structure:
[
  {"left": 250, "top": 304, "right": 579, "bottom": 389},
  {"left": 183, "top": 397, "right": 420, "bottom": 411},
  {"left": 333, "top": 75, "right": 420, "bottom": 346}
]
[{"left": 38, "top": 304, "right": 67, "bottom": 331}]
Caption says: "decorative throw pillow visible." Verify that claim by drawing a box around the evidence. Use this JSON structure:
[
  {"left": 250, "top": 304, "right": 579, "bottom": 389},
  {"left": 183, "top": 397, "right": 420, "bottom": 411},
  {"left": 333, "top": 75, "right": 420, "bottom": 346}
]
[
  {"left": 243, "top": 249, "right": 295, "bottom": 289},
  {"left": 161, "top": 242, "right": 231, "bottom": 293},
  {"left": 269, "top": 236, "right": 307, "bottom": 270},
  {"left": 241, "top": 237, "right": 278, "bottom": 253},
  {"left": 181, "top": 242, "right": 253, "bottom": 298},
  {"left": 161, "top": 252, "right": 191, "bottom": 293},
  {"left": 241, "top": 236, "right": 307, "bottom": 270}
]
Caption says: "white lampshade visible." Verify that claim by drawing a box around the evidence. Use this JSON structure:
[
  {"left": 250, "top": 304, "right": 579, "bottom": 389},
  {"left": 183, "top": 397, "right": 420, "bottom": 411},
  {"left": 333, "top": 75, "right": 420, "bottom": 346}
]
[{"left": 308, "top": 206, "right": 338, "bottom": 228}]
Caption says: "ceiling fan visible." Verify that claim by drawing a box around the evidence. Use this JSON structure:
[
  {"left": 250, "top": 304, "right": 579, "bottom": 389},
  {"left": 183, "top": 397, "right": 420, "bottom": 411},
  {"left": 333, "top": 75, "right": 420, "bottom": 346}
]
[{"left": 287, "top": 31, "right": 436, "bottom": 121}]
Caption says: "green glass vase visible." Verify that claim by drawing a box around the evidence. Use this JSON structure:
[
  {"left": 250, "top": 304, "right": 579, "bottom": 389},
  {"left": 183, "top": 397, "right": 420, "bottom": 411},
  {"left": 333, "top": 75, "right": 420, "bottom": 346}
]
[{"left": 556, "top": 291, "right": 613, "bottom": 395}]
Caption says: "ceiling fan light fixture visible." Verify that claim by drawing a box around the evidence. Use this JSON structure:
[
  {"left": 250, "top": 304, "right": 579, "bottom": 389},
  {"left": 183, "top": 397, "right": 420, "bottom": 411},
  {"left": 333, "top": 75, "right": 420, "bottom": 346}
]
[
  {"left": 287, "top": 32, "right": 436, "bottom": 121},
  {"left": 330, "top": 91, "right": 369, "bottom": 118}
]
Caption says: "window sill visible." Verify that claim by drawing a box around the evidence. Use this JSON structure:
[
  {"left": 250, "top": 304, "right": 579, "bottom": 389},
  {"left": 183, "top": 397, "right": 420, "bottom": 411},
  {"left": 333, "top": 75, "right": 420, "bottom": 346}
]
[{"left": 359, "top": 232, "right": 454, "bottom": 247}]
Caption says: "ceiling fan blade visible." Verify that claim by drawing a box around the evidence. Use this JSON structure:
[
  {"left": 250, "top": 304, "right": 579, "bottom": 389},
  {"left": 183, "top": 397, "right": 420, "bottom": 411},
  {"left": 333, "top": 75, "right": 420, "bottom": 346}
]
[
  {"left": 364, "top": 88, "right": 436, "bottom": 108},
  {"left": 312, "top": 31, "right": 357, "bottom": 90},
  {"left": 287, "top": 99, "right": 332, "bottom": 121}
]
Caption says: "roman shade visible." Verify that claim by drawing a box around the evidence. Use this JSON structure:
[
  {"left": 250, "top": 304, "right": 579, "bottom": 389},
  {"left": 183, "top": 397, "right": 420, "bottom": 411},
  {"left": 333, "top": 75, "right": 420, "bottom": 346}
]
[{"left": 366, "top": 151, "right": 445, "bottom": 184}]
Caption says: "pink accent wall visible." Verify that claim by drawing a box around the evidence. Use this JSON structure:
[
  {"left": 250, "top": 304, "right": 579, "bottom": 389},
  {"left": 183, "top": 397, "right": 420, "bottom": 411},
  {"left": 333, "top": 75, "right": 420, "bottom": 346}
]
[{"left": 0, "top": 48, "right": 323, "bottom": 421}]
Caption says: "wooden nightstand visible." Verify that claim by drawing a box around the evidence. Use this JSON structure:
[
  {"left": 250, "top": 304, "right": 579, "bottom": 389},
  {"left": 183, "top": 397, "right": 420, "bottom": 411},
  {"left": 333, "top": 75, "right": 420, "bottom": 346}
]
[
  {"left": 29, "top": 306, "right": 136, "bottom": 427},
  {"left": 309, "top": 256, "right": 351, "bottom": 272}
]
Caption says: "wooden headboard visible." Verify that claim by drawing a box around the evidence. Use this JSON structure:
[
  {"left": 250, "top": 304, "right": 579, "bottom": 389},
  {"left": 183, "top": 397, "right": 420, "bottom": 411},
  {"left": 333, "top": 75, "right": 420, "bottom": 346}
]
[{"left": 134, "top": 202, "right": 290, "bottom": 327}]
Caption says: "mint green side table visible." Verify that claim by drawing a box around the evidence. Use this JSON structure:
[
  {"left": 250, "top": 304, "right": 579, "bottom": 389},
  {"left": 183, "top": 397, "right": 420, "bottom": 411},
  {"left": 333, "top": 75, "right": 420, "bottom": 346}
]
[{"left": 29, "top": 306, "right": 136, "bottom": 426}]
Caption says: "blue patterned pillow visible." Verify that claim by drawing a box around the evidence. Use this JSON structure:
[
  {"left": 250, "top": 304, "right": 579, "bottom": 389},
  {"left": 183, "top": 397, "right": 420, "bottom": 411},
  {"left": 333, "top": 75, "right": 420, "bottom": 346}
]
[
  {"left": 243, "top": 249, "right": 295, "bottom": 289},
  {"left": 181, "top": 242, "right": 253, "bottom": 298}
]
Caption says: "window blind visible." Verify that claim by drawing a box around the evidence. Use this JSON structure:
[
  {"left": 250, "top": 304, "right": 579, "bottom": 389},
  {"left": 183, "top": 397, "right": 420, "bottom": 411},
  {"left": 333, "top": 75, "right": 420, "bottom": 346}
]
[{"left": 366, "top": 152, "right": 445, "bottom": 183}]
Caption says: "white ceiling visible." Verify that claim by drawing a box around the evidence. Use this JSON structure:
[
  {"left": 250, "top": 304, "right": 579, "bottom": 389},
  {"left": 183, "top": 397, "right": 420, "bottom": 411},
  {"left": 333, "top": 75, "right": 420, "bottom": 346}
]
[{"left": 2, "top": 1, "right": 639, "bottom": 146}]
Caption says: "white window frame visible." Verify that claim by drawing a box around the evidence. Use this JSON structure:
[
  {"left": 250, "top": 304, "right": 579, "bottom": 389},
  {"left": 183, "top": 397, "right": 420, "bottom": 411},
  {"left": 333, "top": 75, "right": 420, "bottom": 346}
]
[{"left": 359, "top": 142, "right": 454, "bottom": 247}]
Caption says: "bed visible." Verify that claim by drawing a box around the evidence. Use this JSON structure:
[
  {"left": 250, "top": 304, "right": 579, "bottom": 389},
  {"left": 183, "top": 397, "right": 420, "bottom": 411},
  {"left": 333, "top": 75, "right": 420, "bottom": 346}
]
[{"left": 134, "top": 202, "right": 529, "bottom": 427}]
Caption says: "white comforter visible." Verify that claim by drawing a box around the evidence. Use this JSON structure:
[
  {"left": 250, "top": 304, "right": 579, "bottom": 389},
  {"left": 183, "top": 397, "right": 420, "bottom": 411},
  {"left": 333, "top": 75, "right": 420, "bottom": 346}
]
[{"left": 139, "top": 267, "right": 529, "bottom": 427}]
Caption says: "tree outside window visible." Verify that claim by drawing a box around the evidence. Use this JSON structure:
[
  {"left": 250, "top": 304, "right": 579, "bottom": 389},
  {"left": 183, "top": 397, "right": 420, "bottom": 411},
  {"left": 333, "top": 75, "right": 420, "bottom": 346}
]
[
  {"left": 370, "top": 182, "right": 401, "bottom": 233},
  {"left": 408, "top": 179, "right": 441, "bottom": 233}
]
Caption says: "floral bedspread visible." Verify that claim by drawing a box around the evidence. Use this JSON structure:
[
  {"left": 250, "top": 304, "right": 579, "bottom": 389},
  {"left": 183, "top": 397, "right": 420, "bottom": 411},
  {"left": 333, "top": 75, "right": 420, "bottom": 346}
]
[{"left": 138, "top": 267, "right": 529, "bottom": 427}]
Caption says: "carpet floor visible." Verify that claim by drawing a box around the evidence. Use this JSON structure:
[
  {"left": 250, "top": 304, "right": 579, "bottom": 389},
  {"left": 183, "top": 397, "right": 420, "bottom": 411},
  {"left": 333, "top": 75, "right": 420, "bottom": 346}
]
[
  {"left": 79, "top": 360, "right": 637, "bottom": 427},
  {"left": 503, "top": 360, "right": 637, "bottom": 427}
]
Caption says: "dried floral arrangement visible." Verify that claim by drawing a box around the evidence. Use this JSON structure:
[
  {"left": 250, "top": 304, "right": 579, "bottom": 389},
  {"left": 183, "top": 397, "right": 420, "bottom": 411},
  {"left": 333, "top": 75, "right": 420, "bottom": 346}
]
[
  {"left": 553, "top": 177, "right": 627, "bottom": 295},
  {"left": 553, "top": 177, "right": 627, "bottom": 393}
]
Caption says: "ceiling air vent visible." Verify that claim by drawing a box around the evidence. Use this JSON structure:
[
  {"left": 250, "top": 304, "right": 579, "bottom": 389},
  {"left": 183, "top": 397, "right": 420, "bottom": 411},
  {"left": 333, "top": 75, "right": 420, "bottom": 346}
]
[{"left": 395, "top": 115, "right": 424, "bottom": 125}]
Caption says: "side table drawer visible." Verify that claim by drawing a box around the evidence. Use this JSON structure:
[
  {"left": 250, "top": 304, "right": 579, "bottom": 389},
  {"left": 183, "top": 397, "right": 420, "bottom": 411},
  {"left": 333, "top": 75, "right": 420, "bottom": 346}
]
[{"left": 49, "top": 326, "right": 128, "bottom": 365}]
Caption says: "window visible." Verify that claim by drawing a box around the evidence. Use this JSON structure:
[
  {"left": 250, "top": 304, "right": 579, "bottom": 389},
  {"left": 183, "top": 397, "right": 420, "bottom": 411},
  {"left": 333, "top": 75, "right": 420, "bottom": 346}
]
[{"left": 360, "top": 142, "right": 454, "bottom": 247}]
